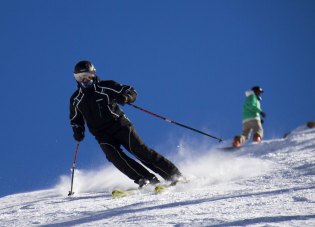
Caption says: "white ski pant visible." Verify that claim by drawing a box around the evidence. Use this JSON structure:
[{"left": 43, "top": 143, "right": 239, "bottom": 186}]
[{"left": 240, "top": 119, "right": 263, "bottom": 143}]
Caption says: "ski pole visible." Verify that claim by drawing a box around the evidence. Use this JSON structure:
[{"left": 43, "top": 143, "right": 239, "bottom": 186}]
[
  {"left": 128, "top": 103, "right": 223, "bottom": 142},
  {"left": 68, "top": 142, "right": 80, "bottom": 196}
]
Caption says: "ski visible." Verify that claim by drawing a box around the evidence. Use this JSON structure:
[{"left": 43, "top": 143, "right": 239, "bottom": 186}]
[
  {"left": 154, "top": 184, "right": 171, "bottom": 194},
  {"left": 112, "top": 179, "right": 189, "bottom": 198},
  {"left": 219, "top": 140, "right": 264, "bottom": 151},
  {"left": 111, "top": 185, "right": 168, "bottom": 198},
  {"left": 111, "top": 188, "right": 140, "bottom": 198},
  {"left": 112, "top": 184, "right": 172, "bottom": 198},
  {"left": 154, "top": 178, "right": 190, "bottom": 194},
  {"left": 219, "top": 146, "right": 242, "bottom": 151}
]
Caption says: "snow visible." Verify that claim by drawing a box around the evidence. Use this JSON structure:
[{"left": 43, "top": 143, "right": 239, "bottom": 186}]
[{"left": 1, "top": 126, "right": 315, "bottom": 226}]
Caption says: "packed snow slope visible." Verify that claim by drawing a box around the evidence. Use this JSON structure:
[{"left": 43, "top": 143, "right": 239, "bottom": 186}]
[{"left": 1, "top": 126, "right": 315, "bottom": 226}]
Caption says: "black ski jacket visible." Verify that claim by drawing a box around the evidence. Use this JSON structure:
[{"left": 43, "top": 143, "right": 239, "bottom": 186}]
[{"left": 70, "top": 79, "right": 137, "bottom": 136}]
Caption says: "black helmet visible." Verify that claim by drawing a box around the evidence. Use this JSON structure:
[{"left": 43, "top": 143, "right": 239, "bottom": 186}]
[
  {"left": 251, "top": 86, "right": 264, "bottom": 93},
  {"left": 74, "top": 60, "right": 96, "bottom": 74}
]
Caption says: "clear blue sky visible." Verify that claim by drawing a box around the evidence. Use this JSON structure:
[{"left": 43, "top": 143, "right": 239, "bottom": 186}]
[{"left": 1, "top": 0, "right": 314, "bottom": 197}]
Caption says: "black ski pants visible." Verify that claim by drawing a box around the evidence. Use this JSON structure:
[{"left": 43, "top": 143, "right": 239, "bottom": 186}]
[{"left": 95, "top": 124, "right": 181, "bottom": 183}]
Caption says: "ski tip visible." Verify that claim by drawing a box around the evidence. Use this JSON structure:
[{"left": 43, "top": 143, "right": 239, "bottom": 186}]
[
  {"left": 154, "top": 185, "right": 168, "bottom": 194},
  {"left": 112, "top": 189, "right": 127, "bottom": 199}
]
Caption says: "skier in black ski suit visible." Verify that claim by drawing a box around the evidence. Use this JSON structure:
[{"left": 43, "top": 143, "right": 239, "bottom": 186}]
[{"left": 70, "top": 60, "right": 182, "bottom": 187}]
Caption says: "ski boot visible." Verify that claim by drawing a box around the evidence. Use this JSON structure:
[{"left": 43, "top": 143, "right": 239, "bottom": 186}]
[
  {"left": 232, "top": 136, "right": 242, "bottom": 148},
  {"left": 149, "top": 176, "right": 161, "bottom": 185},
  {"left": 136, "top": 176, "right": 160, "bottom": 189},
  {"left": 253, "top": 133, "right": 262, "bottom": 143},
  {"left": 136, "top": 178, "right": 150, "bottom": 189}
]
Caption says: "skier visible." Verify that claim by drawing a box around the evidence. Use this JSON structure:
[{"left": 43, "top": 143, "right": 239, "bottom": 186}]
[
  {"left": 307, "top": 121, "right": 315, "bottom": 128},
  {"left": 232, "top": 86, "right": 266, "bottom": 147},
  {"left": 70, "top": 60, "right": 182, "bottom": 188}
]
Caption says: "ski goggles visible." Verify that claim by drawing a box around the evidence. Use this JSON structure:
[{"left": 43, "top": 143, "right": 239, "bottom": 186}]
[{"left": 74, "top": 72, "right": 95, "bottom": 82}]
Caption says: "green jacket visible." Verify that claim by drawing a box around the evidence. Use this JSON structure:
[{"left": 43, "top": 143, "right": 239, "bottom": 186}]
[{"left": 242, "top": 90, "right": 263, "bottom": 123}]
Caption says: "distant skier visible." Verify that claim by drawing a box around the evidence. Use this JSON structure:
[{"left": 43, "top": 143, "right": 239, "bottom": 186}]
[
  {"left": 233, "top": 86, "right": 266, "bottom": 147},
  {"left": 69, "top": 60, "right": 182, "bottom": 188},
  {"left": 307, "top": 121, "right": 315, "bottom": 128}
]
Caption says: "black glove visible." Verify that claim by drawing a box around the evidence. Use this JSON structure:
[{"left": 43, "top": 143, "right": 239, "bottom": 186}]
[
  {"left": 116, "top": 94, "right": 129, "bottom": 105},
  {"left": 260, "top": 111, "right": 266, "bottom": 118},
  {"left": 73, "top": 130, "right": 84, "bottom": 142}
]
